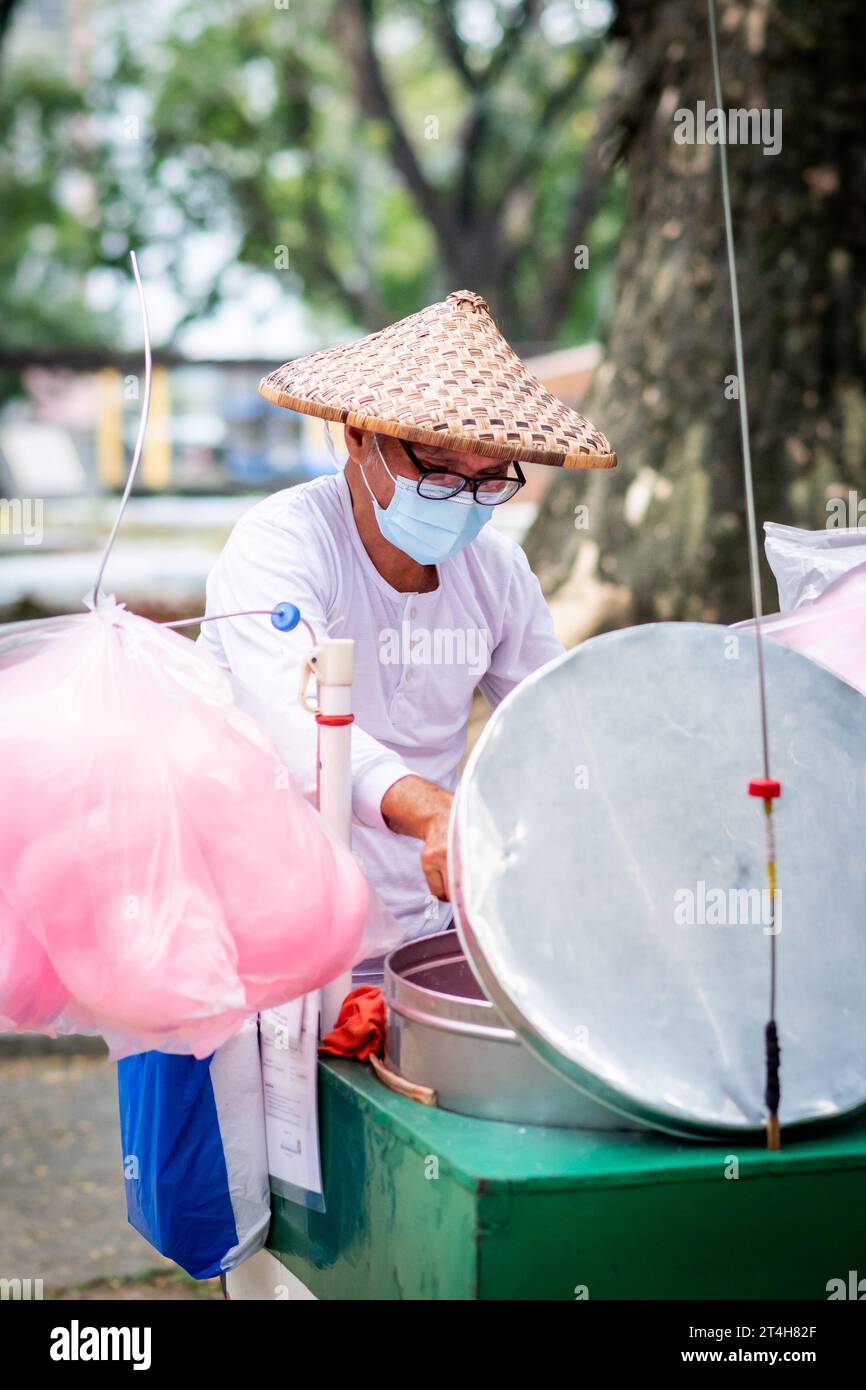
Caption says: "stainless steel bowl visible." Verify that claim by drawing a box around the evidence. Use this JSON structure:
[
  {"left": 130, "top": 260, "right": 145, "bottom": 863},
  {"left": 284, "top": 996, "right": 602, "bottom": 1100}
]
[{"left": 384, "top": 931, "right": 638, "bottom": 1130}]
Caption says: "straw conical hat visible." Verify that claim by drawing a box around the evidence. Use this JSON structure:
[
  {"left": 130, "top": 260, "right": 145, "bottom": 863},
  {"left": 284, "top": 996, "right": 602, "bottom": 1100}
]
[{"left": 259, "top": 290, "right": 615, "bottom": 469}]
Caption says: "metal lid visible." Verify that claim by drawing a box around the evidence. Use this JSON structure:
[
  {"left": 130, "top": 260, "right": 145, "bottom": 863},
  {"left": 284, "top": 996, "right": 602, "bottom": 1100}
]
[{"left": 449, "top": 622, "right": 866, "bottom": 1139}]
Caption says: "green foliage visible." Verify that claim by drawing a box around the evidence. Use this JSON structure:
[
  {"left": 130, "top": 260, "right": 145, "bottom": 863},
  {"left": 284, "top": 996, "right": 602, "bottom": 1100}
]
[
  {"left": 0, "top": 63, "right": 120, "bottom": 351},
  {"left": 1, "top": 0, "right": 623, "bottom": 350}
]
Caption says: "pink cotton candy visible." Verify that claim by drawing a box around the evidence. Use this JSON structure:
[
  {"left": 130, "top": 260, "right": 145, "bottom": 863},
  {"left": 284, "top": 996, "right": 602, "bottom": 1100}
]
[
  {"left": 0, "top": 599, "right": 368, "bottom": 1056},
  {"left": 0, "top": 894, "right": 69, "bottom": 1032}
]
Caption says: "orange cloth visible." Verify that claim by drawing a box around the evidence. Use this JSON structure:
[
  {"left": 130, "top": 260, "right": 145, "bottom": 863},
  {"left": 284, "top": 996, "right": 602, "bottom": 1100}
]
[{"left": 319, "top": 985, "right": 386, "bottom": 1062}]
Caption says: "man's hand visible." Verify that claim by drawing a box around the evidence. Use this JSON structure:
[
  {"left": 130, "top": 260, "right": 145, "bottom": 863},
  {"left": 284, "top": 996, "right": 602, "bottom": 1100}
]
[{"left": 381, "top": 775, "right": 454, "bottom": 901}]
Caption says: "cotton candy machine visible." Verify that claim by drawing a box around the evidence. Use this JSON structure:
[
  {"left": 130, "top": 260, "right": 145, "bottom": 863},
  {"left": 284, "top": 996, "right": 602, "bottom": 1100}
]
[
  {"left": 384, "top": 930, "right": 632, "bottom": 1129},
  {"left": 256, "top": 619, "right": 866, "bottom": 1305},
  {"left": 383, "top": 623, "right": 866, "bottom": 1140}
]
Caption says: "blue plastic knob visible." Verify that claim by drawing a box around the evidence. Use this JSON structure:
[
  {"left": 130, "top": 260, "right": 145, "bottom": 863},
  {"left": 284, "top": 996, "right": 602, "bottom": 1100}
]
[{"left": 271, "top": 602, "right": 301, "bottom": 632}]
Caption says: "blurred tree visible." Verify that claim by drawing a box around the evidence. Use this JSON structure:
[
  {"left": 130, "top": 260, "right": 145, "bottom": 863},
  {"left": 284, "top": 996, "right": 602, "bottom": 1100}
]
[
  {"left": 0, "top": 66, "right": 120, "bottom": 351},
  {"left": 0, "top": 0, "right": 151, "bottom": 375},
  {"left": 1, "top": 0, "right": 622, "bottom": 355},
  {"left": 0, "top": 57, "right": 135, "bottom": 403},
  {"left": 0, "top": 0, "right": 20, "bottom": 49},
  {"left": 121, "top": 0, "right": 622, "bottom": 342},
  {"left": 524, "top": 0, "right": 866, "bottom": 630}
]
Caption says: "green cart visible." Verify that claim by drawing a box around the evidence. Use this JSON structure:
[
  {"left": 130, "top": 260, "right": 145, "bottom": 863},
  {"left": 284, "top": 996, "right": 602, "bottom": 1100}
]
[{"left": 264, "top": 1058, "right": 866, "bottom": 1300}]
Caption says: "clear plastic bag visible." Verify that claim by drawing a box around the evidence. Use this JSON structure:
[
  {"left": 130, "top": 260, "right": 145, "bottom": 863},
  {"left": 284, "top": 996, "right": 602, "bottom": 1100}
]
[
  {"left": 0, "top": 595, "right": 369, "bottom": 1057},
  {"left": 764, "top": 521, "right": 866, "bottom": 611}
]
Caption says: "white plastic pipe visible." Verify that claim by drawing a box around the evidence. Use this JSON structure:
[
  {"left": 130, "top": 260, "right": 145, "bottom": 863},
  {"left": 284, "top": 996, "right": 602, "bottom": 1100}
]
[{"left": 311, "top": 638, "right": 355, "bottom": 1033}]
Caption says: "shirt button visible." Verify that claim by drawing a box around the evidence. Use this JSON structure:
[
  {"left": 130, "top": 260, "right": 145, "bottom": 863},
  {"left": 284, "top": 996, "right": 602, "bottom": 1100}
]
[
  {"left": 409, "top": 607, "right": 417, "bottom": 619},
  {"left": 405, "top": 670, "right": 413, "bottom": 682}
]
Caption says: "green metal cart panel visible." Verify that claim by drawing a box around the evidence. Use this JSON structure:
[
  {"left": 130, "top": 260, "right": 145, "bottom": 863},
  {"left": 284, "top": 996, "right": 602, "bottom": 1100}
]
[{"left": 267, "top": 1059, "right": 866, "bottom": 1300}]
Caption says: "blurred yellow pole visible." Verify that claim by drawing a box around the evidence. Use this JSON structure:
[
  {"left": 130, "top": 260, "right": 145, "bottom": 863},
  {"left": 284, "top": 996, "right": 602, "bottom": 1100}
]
[
  {"left": 141, "top": 365, "right": 172, "bottom": 490},
  {"left": 96, "top": 368, "right": 124, "bottom": 488}
]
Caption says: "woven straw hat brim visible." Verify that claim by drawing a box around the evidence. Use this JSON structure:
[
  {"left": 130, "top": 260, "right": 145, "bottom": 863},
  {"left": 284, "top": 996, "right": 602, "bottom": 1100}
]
[{"left": 259, "top": 290, "right": 616, "bottom": 470}]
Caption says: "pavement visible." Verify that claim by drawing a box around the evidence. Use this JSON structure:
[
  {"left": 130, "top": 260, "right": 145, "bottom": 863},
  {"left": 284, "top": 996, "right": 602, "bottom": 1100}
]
[{"left": 0, "top": 1044, "right": 220, "bottom": 1299}]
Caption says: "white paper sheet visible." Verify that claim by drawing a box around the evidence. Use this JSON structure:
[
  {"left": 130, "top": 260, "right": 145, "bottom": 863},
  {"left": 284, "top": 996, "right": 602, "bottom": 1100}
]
[{"left": 259, "top": 994, "right": 324, "bottom": 1205}]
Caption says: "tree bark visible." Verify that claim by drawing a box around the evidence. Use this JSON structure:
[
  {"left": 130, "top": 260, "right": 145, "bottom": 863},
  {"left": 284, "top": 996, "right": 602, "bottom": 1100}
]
[{"left": 524, "top": 0, "right": 866, "bottom": 637}]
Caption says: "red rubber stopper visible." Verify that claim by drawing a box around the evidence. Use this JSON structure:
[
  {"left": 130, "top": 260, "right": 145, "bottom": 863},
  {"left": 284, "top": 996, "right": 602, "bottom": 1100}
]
[{"left": 748, "top": 777, "right": 781, "bottom": 799}]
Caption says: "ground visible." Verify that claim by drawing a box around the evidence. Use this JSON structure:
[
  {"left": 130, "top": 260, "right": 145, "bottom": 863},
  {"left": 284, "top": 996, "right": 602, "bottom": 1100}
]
[{"left": 0, "top": 1047, "right": 221, "bottom": 1301}]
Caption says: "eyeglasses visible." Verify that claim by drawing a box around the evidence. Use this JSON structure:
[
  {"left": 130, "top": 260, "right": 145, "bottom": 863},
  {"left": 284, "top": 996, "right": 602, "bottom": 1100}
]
[{"left": 398, "top": 440, "right": 525, "bottom": 506}]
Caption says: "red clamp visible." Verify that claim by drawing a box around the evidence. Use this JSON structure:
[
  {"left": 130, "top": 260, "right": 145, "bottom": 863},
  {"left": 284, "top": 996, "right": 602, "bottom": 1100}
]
[
  {"left": 748, "top": 778, "right": 781, "bottom": 799},
  {"left": 316, "top": 713, "right": 355, "bottom": 727}
]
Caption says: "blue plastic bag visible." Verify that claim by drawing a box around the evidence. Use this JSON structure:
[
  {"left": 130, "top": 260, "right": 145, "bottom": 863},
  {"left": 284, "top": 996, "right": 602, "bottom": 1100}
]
[{"left": 117, "top": 1017, "right": 270, "bottom": 1280}]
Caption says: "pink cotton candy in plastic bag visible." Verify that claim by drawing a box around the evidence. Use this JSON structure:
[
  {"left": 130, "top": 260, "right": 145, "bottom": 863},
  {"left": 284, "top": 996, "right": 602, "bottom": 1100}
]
[
  {"left": 0, "top": 597, "right": 369, "bottom": 1056},
  {"left": 0, "top": 895, "right": 69, "bottom": 1032}
]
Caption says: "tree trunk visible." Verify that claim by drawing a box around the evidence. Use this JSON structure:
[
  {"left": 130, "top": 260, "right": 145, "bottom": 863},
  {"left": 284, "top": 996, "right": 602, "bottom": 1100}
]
[{"left": 523, "top": 0, "right": 866, "bottom": 640}]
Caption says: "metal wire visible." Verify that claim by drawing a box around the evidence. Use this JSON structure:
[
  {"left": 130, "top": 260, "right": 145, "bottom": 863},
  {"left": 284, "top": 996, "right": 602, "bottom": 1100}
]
[
  {"left": 91, "top": 251, "right": 153, "bottom": 607},
  {"left": 163, "top": 609, "right": 275, "bottom": 630},
  {"left": 707, "top": 0, "right": 780, "bottom": 1144},
  {"left": 162, "top": 609, "right": 318, "bottom": 645},
  {"left": 707, "top": 0, "right": 771, "bottom": 781}
]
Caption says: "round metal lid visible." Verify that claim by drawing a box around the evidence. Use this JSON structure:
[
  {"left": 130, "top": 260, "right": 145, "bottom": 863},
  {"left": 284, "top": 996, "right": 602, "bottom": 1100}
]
[{"left": 449, "top": 622, "right": 866, "bottom": 1139}]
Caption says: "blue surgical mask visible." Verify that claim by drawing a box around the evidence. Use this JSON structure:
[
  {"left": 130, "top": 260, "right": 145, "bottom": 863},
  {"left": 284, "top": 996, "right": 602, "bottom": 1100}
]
[{"left": 360, "top": 437, "right": 493, "bottom": 565}]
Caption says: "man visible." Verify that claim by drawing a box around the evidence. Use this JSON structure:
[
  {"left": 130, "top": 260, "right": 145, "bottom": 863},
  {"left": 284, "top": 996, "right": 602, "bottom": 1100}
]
[{"left": 200, "top": 290, "right": 614, "bottom": 951}]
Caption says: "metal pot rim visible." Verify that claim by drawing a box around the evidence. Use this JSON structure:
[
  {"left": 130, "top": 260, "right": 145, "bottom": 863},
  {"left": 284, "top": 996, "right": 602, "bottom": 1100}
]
[{"left": 384, "top": 929, "right": 507, "bottom": 1030}]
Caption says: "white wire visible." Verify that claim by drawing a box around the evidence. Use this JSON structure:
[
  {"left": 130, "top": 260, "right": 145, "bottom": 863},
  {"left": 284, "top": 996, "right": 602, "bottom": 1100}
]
[{"left": 91, "top": 250, "right": 153, "bottom": 607}]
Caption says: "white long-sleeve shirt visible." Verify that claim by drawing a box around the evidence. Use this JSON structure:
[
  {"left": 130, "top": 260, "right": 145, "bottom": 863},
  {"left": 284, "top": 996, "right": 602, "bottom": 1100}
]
[{"left": 199, "top": 471, "right": 563, "bottom": 942}]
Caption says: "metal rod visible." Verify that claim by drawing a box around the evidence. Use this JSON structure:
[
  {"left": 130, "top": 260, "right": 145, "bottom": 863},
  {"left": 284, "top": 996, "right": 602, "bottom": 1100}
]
[
  {"left": 91, "top": 251, "right": 152, "bottom": 606},
  {"left": 161, "top": 609, "right": 317, "bottom": 645},
  {"left": 707, "top": 0, "right": 770, "bottom": 781},
  {"left": 707, "top": 0, "right": 781, "bottom": 1147}
]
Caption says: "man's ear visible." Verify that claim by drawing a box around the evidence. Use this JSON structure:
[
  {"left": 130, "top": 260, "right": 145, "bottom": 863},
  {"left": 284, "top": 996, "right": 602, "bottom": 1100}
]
[{"left": 344, "top": 425, "right": 368, "bottom": 462}]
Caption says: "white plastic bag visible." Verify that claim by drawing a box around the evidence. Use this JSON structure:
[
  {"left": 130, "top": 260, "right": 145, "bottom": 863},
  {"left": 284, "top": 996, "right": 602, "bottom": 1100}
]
[{"left": 764, "top": 521, "right": 866, "bottom": 611}]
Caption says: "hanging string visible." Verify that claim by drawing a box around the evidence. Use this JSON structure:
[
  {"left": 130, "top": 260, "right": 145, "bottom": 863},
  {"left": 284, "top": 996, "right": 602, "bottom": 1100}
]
[
  {"left": 91, "top": 251, "right": 153, "bottom": 607},
  {"left": 706, "top": 0, "right": 781, "bottom": 1150}
]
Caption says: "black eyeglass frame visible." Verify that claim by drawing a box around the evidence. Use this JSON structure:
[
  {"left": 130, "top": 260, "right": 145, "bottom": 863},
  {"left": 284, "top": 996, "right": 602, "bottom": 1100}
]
[{"left": 398, "top": 439, "right": 526, "bottom": 506}]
